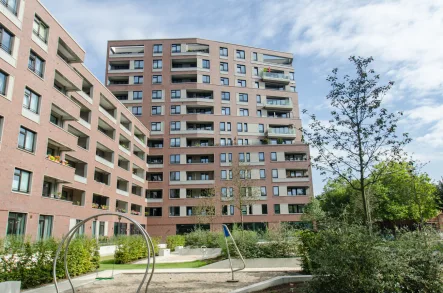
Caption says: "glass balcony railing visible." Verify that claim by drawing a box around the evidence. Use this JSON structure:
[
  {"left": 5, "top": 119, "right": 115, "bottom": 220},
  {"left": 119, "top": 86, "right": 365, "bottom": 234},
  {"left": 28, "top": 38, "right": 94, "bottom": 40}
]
[
  {"left": 261, "top": 71, "right": 290, "bottom": 80},
  {"left": 268, "top": 128, "right": 296, "bottom": 134},
  {"left": 266, "top": 99, "right": 290, "bottom": 106}
]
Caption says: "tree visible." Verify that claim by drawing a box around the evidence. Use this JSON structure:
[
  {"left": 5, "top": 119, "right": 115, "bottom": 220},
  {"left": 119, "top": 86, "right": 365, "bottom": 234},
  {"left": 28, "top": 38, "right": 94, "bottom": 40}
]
[
  {"left": 301, "top": 56, "right": 411, "bottom": 229},
  {"left": 221, "top": 164, "right": 262, "bottom": 231},
  {"left": 193, "top": 189, "right": 218, "bottom": 231},
  {"left": 301, "top": 197, "right": 326, "bottom": 230},
  {"left": 436, "top": 179, "right": 443, "bottom": 210}
]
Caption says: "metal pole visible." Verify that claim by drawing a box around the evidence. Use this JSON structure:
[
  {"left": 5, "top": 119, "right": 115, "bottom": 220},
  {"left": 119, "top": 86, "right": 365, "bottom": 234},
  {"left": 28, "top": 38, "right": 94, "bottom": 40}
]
[{"left": 222, "top": 224, "right": 245, "bottom": 282}]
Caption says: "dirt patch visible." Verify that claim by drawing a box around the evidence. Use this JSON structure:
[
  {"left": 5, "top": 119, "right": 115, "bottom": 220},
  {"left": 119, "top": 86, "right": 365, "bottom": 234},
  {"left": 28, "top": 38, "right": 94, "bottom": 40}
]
[{"left": 254, "top": 282, "right": 307, "bottom": 293}]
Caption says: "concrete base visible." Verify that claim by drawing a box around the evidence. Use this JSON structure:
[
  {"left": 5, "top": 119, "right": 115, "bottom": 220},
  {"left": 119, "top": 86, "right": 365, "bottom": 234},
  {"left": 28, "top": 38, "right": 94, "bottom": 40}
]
[
  {"left": 159, "top": 248, "right": 170, "bottom": 256},
  {"left": 229, "top": 275, "right": 312, "bottom": 293}
]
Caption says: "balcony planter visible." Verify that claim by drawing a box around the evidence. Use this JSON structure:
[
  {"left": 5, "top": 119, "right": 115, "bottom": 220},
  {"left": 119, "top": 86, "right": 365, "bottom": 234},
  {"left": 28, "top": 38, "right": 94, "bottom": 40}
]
[
  {"left": 101, "top": 205, "right": 109, "bottom": 210},
  {"left": 116, "top": 208, "right": 126, "bottom": 213},
  {"left": 92, "top": 203, "right": 99, "bottom": 209},
  {"left": 131, "top": 211, "right": 140, "bottom": 215},
  {"left": 145, "top": 212, "right": 149, "bottom": 217}
]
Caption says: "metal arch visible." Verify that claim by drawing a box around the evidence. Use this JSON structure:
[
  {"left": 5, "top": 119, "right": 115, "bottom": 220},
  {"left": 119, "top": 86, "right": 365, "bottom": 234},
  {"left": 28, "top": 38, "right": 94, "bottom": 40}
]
[
  {"left": 222, "top": 224, "right": 246, "bottom": 282},
  {"left": 52, "top": 212, "right": 155, "bottom": 293}
]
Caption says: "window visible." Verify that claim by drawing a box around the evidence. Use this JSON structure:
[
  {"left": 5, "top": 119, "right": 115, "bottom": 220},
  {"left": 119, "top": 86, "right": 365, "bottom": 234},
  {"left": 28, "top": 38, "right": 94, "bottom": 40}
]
[
  {"left": 151, "top": 122, "right": 161, "bottom": 131},
  {"left": 33, "top": 16, "right": 48, "bottom": 43},
  {"left": 253, "top": 67, "right": 259, "bottom": 76},
  {"left": 290, "top": 86, "right": 296, "bottom": 92},
  {"left": 171, "top": 44, "right": 181, "bottom": 53},
  {"left": 202, "top": 75, "right": 210, "bottom": 83},
  {"left": 237, "top": 123, "right": 242, "bottom": 132},
  {"left": 259, "top": 152, "right": 265, "bottom": 162},
  {"left": 289, "top": 72, "right": 295, "bottom": 80},
  {"left": 38, "top": 215, "right": 53, "bottom": 240},
  {"left": 171, "top": 105, "right": 180, "bottom": 114},
  {"left": 260, "top": 169, "right": 266, "bottom": 179},
  {"left": 202, "top": 60, "right": 210, "bottom": 69},
  {"left": 153, "top": 60, "right": 162, "bottom": 69},
  {"left": 220, "top": 77, "right": 229, "bottom": 85},
  {"left": 221, "top": 92, "right": 230, "bottom": 101},
  {"left": 272, "top": 169, "right": 278, "bottom": 178},
  {"left": 221, "top": 107, "right": 230, "bottom": 115},
  {"left": 239, "top": 108, "right": 249, "bottom": 116},
  {"left": 258, "top": 124, "right": 264, "bottom": 133},
  {"left": 288, "top": 187, "right": 307, "bottom": 196},
  {"left": 256, "top": 95, "right": 261, "bottom": 104},
  {"left": 257, "top": 110, "right": 262, "bottom": 117},
  {"left": 7, "top": 212, "right": 26, "bottom": 236},
  {"left": 239, "top": 152, "right": 245, "bottom": 162},
  {"left": 23, "top": 88, "right": 40, "bottom": 114},
  {"left": 1, "top": 0, "right": 18, "bottom": 15},
  {"left": 152, "top": 90, "right": 162, "bottom": 100},
  {"left": 153, "top": 44, "right": 162, "bottom": 53},
  {"left": 220, "top": 62, "right": 228, "bottom": 71},
  {"left": 169, "top": 189, "right": 180, "bottom": 198},
  {"left": 170, "top": 155, "right": 180, "bottom": 164},
  {"left": 0, "top": 25, "right": 13, "bottom": 54},
  {"left": 152, "top": 75, "right": 162, "bottom": 84},
  {"left": 134, "top": 60, "right": 144, "bottom": 69},
  {"left": 288, "top": 204, "right": 304, "bottom": 214},
  {"left": 134, "top": 76, "right": 143, "bottom": 84},
  {"left": 170, "top": 121, "right": 180, "bottom": 131},
  {"left": 236, "top": 64, "right": 246, "bottom": 74},
  {"left": 220, "top": 122, "right": 225, "bottom": 132},
  {"left": 226, "top": 122, "right": 231, "bottom": 131},
  {"left": 239, "top": 93, "right": 248, "bottom": 102},
  {"left": 220, "top": 47, "right": 228, "bottom": 57},
  {"left": 132, "top": 106, "right": 142, "bottom": 116},
  {"left": 237, "top": 79, "right": 246, "bottom": 87},
  {"left": 252, "top": 52, "right": 258, "bottom": 61},
  {"left": 171, "top": 90, "right": 181, "bottom": 99},
  {"left": 273, "top": 186, "right": 279, "bottom": 196},
  {"left": 28, "top": 51, "right": 45, "bottom": 77},
  {"left": 12, "top": 168, "right": 31, "bottom": 193},
  {"left": 133, "top": 91, "right": 143, "bottom": 100},
  {"left": 221, "top": 170, "right": 227, "bottom": 180},
  {"left": 151, "top": 106, "right": 161, "bottom": 115},
  {"left": 254, "top": 82, "right": 259, "bottom": 88},
  {"left": 170, "top": 138, "right": 180, "bottom": 147},
  {"left": 170, "top": 171, "right": 180, "bottom": 181},
  {"left": 262, "top": 204, "right": 268, "bottom": 215},
  {"left": 260, "top": 187, "right": 267, "bottom": 196},
  {"left": 271, "top": 152, "right": 277, "bottom": 161},
  {"left": 0, "top": 70, "right": 7, "bottom": 95},
  {"left": 18, "top": 127, "right": 36, "bottom": 152},
  {"left": 236, "top": 50, "right": 245, "bottom": 59}
]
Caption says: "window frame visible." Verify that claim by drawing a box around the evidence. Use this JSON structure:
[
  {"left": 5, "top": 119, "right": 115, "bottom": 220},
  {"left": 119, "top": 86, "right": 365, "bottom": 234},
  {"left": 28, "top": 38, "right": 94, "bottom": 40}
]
[
  {"left": 153, "top": 44, "right": 163, "bottom": 54},
  {"left": 33, "top": 15, "right": 49, "bottom": 43},
  {"left": 23, "top": 88, "right": 40, "bottom": 114},
  {"left": 152, "top": 75, "right": 162, "bottom": 84},
  {"left": 18, "top": 126, "right": 36, "bottom": 152},
  {"left": 153, "top": 59, "right": 162, "bottom": 69},
  {"left": 12, "top": 168, "right": 32, "bottom": 193}
]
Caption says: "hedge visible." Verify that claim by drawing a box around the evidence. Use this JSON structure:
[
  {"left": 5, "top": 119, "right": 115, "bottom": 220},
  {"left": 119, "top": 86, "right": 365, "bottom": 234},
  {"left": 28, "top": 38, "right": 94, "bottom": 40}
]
[
  {"left": 114, "top": 235, "right": 160, "bottom": 264},
  {"left": 0, "top": 236, "right": 99, "bottom": 289},
  {"left": 166, "top": 235, "right": 186, "bottom": 251}
]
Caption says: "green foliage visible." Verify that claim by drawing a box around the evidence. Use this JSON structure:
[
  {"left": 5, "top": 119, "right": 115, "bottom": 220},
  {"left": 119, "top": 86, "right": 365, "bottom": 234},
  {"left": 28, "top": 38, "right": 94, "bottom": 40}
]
[
  {"left": 184, "top": 229, "right": 221, "bottom": 248},
  {"left": 166, "top": 235, "right": 186, "bottom": 251},
  {"left": 300, "top": 224, "right": 443, "bottom": 293},
  {"left": 0, "top": 236, "right": 99, "bottom": 289},
  {"left": 114, "top": 235, "right": 160, "bottom": 264}
]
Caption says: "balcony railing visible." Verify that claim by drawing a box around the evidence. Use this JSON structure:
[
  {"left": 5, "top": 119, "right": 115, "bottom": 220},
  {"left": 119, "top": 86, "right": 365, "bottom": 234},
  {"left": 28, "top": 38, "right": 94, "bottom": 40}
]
[
  {"left": 186, "top": 48, "right": 209, "bottom": 53},
  {"left": 28, "top": 64, "right": 44, "bottom": 78},
  {"left": 1, "top": 0, "right": 17, "bottom": 15},
  {"left": 268, "top": 128, "right": 296, "bottom": 134},
  {"left": 266, "top": 99, "right": 290, "bottom": 106}
]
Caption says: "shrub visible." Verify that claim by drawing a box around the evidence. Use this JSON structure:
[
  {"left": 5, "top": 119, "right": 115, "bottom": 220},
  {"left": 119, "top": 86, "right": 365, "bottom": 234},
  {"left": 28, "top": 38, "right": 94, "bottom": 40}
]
[
  {"left": 0, "top": 236, "right": 99, "bottom": 289},
  {"left": 184, "top": 229, "right": 220, "bottom": 248},
  {"left": 166, "top": 235, "right": 186, "bottom": 251},
  {"left": 303, "top": 225, "right": 443, "bottom": 293},
  {"left": 114, "top": 235, "right": 160, "bottom": 264}
]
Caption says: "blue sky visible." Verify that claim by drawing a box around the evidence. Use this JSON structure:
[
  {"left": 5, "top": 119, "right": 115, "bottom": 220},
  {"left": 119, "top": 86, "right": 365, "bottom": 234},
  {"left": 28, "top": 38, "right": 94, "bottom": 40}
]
[{"left": 41, "top": 0, "right": 443, "bottom": 194}]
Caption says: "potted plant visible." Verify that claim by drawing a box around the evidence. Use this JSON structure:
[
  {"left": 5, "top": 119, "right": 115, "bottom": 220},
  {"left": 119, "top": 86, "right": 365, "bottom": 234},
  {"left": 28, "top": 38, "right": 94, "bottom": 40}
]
[
  {"left": 92, "top": 203, "right": 99, "bottom": 209},
  {"left": 101, "top": 205, "right": 109, "bottom": 210},
  {"left": 55, "top": 192, "right": 62, "bottom": 199},
  {"left": 145, "top": 212, "right": 149, "bottom": 216},
  {"left": 277, "top": 138, "right": 284, "bottom": 144}
]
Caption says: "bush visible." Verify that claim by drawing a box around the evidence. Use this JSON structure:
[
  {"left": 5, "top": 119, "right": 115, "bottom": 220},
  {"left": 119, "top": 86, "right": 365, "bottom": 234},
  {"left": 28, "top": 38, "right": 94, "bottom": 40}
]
[
  {"left": 302, "top": 224, "right": 443, "bottom": 293},
  {"left": 0, "top": 236, "right": 99, "bottom": 289},
  {"left": 184, "top": 229, "right": 220, "bottom": 248},
  {"left": 166, "top": 235, "right": 185, "bottom": 251},
  {"left": 114, "top": 235, "right": 160, "bottom": 264}
]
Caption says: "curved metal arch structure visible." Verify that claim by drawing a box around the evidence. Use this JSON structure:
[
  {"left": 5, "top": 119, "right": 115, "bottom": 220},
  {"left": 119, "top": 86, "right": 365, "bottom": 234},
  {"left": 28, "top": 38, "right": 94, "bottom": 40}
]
[{"left": 52, "top": 213, "right": 156, "bottom": 293}]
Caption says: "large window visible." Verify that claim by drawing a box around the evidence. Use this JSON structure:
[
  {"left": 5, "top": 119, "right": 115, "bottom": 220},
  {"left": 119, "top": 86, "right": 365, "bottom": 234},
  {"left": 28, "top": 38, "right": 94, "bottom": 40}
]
[
  {"left": 28, "top": 51, "right": 45, "bottom": 77},
  {"left": 271, "top": 152, "right": 277, "bottom": 161},
  {"left": 221, "top": 107, "right": 230, "bottom": 115},
  {"left": 134, "top": 60, "right": 144, "bottom": 69},
  {"left": 133, "top": 91, "right": 143, "bottom": 100},
  {"left": 259, "top": 152, "right": 265, "bottom": 162},
  {"left": 153, "top": 60, "right": 162, "bottom": 69},
  {"left": 1, "top": 0, "right": 18, "bottom": 15},
  {"left": 23, "top": 88, "right": 40, "bottom": 113},
  {"left": 170, "top": 171, "right": 180, "bottom": 181},
  {"left": 170, "top": 154, "right": 180, "bottom": 164},
  {"left": 33, "top": 15, "right": 49, "bottom": 43},
  {"left": 38, "top": 215, "right": 53, "bottom": 240},
  {"left": 151, "top": 122, "right": 161, "bottom": 131},
  {"left": 171, "top": 90, "right": 181, "bottom": 99},
  {"left": 7, "top": 212, "right": 26, "bottom": 236},
  {"left": 134, "top": 76, "right": 143, "bottom": 84},
  {"left": 18, "top": 126, "right": 36, "bottom": 152},
  {"left": 202, "top": 75, "right": 210, "bottom": 83},
  {"left": 12, "top": 168, "right": 31, "bottom": 193},
  {"left": 114, "top": 222, "right": 127, "bottom": 236},
  {"left": 221, "top": 91, "right": 230, "bottom": 101},
  {"left": 152, "top": 90, "right": 162, "bottom": 100},
  {"left": 171, "top": 44, "right": 181, "bottom": 53},
  {"left": 153, "top": 44, "right": 162, "bottom": 53},
  {"left": 252, "top": 52, "right": 258, "bottom": 61},
  {"left": 272, "top": 169, "right": 278, "bottom": 178},
  {"left": 0, "top": 70, "right": 7, "bottom": 95},
  {"left": 239, "top": 93, "right": 248, "bottom": 102},
  {"left": 202, "top": 60, "right": 210, "bottom": 69},
  {"left": 0, "top": 25, "right": 13, "bottom": 54},
  {"left": 220, "top": 62, "right": 228, "bottom": 72},
  {"left": 288, "top": 204, "right": 304, "bottom": 214},
  {"left": 169, "top": 189, "right": 180, "bottom": 199},
  {"left": 170, "top": 138, "right": 180, "bottom": 147},
  {"left": 239, "top": 108, "right": 249, "bottom": 116},
  {"left": 170, "top": 121, "right": 180, "bottom": 131},
  {"left": 132, "top": 106, "right": 142, "bottom": 116},
  {"left": 220, "top": 77, "right": 229, "bottom": 85},
  {"left": 260, "top": 169, "right": 266, "bottom": 179},
  {"left": 171, "top": 105, "right": 180, "bottom": 114},
  {"left": 152, "top": 75, "right": 162, "bottom": 84},
  {"left": 273, "top": 186, "right": 279, "bottom": 196},
  {"left": 220, "top": 47, "right": 228, "bottom": 57},
  {"left": 237, "top": 79, "right": 246, "bottom": 87},
  {"left": 236, "top": 50, "right": 245, "bottom": 59},
  {"left": 151, "top": 106, "right": 161, "bottom": 115},
  {"left": 236, "top": 64, "right": 246, "bottom": 74}
]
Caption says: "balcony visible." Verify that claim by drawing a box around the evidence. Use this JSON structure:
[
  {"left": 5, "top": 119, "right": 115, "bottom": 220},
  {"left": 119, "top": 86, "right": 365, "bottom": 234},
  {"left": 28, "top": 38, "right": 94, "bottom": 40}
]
[
  {"left": 116, "top": 200, "right": 128, "bottom": 214},
  {"left": 131, "top": 204, "right": 142, "bottom": 216},
  {"left": 264, "top": 98, "right": 293, "bottom": 110},
  {"left": 186, "top": 90, "right": 213, "bottom": 102},
  {"left": 134, "top": 127, "right": 146, "bottom": 146},
  {"left": 60, "top": 186, "right": 85, "bottom": 206},
  {"left": 132, "top": 164, "right": 145, "bottom": 183},
  {"left": 133, "top": 145, "right": 145, "bottom": 161},
  {"left": 273, "top": 170, "right": 309, "bottom": 183},
  {"left": 262, "top": 54, "right": 293, "bottom": 66},
  {"left": 186, "top": 188, "right": 214, "bottom": 198},
  {"left": 118, "top": 155, "right": 130, "bottom": 171},
  {"left": 184, "top": 171, "right": 215, "bottom": 185},
  {"left": 285, "top": 153, "right": 307, "bottom": 162},
  {"left": 67, "top": 125, "right": 89, "bottom": 150},
  {"left": 186, "top": 155, "right": 214, "bottom": 164},
  {"left": 54, "top": 58, "right": 83, "bottom": 92},
  {"left": 109, "top": 45, "right": 144, "bottom": 58},
  {"left": 267, "top": 127, "right": 297, "bottom": 138},
  {"left": 47, "top": 127, "right": 77, "bottom": 154},
  {"left": 94, "top": 168, "right": 110, "bottom": 185},
  {"left": 267, "top": 110, "right": 293, "bottom": 119},
  {"left": 148, "top": 139, "right": 163, "bottom": 149},
  {"left": 95, "top": 142, "right": 114, "bottom": 169},
  {"left": 146, "top": 172, "right": 163, "bottom": 182},
  {"left": 147, "top": 155, "right": 163, "bottom": 168},
  {"left": 108, "top": 76, "right": 129, "bottom": 86},
  {"left": 132, "top": 184, "right": 143, "bottom": 197},
  {"left": 119, "top": 135, "right": 131, "bottom": 156},
  {"left": 146, "top": 190, "right": 163, "bottom": 203},
  {"left": 43, "top": 158, "right": 75, "bottom": 185},
  {"left": 186, "top": 106, "right": 214, "bottom": 115},
  {"left": 171, "top": 58, "right": 198, "bottom": 72},
  {"left": 172, "top": 74, "right": 197, "bottom": 84},
  {"left": 120, "top": 114, "right": 132, "bottom": 136},
  {"left": 146, "top": 207, "right": 162, "bottom": 217},
  {"left": 65, "top": 155, "right": 88, "bottom": 184},
  {"left": 92, "top": 194, "right": 109, "bottom": 210},
  {"left": 116, "top": 178, "right": 129, "bottom": 197},
  {"left": 186, "top": 138, "right": 215, "bottom": 147},
  {"left": 172, "top": 43, "right": 209, "bottom": 56},
  {"left": 261, "top": 71, "right": 291, "bottom": 84},
  {"left": 98, "top": 118, "right": 115, "bottom": 140}
]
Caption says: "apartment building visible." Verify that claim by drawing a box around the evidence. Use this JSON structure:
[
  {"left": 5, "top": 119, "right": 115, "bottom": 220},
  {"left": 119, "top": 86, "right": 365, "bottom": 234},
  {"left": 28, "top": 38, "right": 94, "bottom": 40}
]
[
  {"left": 106, "top": 38, "right": 313, "bottom": 236},
  {"left": 0, "top": 0, "right": 151, "bottom": 240}
]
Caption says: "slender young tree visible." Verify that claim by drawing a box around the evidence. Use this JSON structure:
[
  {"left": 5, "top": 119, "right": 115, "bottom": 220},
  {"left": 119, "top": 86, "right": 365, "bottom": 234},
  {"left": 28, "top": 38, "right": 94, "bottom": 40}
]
[
  {"left": 301, "top": 56, "right": 411, "bottom": 229},
  {"left": 193, "top": 188, "right": 218, "bottom": 231}
]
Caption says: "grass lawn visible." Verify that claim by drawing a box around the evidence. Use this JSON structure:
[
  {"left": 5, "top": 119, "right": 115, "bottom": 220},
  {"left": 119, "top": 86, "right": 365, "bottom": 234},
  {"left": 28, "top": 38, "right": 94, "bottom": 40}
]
[{"left": 98, "top": 256, "right": 221, "bottom": 271}]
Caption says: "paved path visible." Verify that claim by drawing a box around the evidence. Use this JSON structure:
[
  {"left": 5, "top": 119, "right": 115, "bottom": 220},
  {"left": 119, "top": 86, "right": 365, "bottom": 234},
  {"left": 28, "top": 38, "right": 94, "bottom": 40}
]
[
  {"left": 201, "top": 258, "right": 302, "bottom": 270},
  {"left": 133, "top": 252, "right": 219, "bottom": 264}
]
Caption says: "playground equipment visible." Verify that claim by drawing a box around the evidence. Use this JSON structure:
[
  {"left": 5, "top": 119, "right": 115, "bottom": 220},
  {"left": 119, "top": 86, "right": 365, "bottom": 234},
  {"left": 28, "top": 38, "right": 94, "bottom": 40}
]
[
  {"left": 222, "top": 224, "right": 246, "bottom": 282},
  {"left": 52, "top": 213, "right": 156, "bottom": 293}
]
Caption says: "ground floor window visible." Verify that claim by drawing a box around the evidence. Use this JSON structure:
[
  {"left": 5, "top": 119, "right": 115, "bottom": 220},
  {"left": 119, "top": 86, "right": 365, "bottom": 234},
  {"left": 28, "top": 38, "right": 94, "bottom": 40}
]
[
  {"left": 7, "top": 212, "right": 27, "bottom": 236},
  {"left": 176, "top": 224, "right": 209, "bottom": 235},
  {"left": 38, "top": 215, "right": 53, "bottom": 240},
  {"left": 114, "top": 222, "right": 127, "bottom": 236},
  {"left": 130, "top": 223, "right": 146, "bottom": 235}
]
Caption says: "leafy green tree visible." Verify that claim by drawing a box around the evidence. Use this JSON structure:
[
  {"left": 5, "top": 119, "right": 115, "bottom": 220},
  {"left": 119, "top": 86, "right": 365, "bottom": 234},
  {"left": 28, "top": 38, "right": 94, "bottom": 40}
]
[
  {"left": 436, "top": 179, "right": 443, "bottom": 210},
  {"left": 302, "top": 56, "right": 411, "bottom": 229}
]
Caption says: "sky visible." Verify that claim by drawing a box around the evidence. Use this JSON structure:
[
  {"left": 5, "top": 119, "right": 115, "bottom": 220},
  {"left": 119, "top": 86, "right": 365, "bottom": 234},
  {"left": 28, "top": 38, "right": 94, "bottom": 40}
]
[{"left": 41, "top": 0, "right": 443, "bottom": 195}]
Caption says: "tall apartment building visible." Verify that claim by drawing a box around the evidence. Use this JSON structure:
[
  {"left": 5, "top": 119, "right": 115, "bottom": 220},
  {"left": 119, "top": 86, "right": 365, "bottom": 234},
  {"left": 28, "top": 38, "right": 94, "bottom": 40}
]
[
  {"left": 106, "top": 39, "right": 313, "bottom": 236},
  {"left": 0, "top": 0, "right": 151, "bottom": 240}
]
